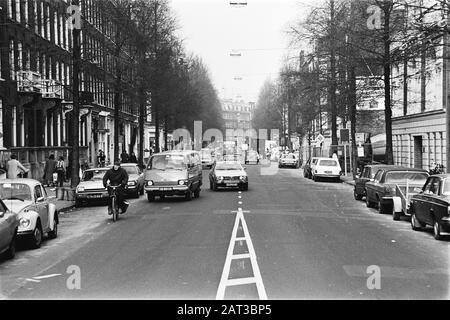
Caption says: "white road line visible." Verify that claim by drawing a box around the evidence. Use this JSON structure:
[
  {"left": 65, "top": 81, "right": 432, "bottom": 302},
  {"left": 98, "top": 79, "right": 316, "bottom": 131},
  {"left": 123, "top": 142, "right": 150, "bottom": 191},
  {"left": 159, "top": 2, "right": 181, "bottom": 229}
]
[
  {"left": 25, "top": 278, "right": 41, "bottom": 283},
  {"left": 216, "top": 208, "right": 267, "bottom": 300},
  {"left": 33, "top": 274, "right": 62, "bottom": 280},
  {"left": 238, "top": 209, "right": 267, "bottom": 300}
]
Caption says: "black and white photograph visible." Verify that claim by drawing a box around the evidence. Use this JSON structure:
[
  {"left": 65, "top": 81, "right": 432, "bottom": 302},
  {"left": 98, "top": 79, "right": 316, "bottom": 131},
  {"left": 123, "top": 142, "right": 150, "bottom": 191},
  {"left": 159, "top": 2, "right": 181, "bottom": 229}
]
[{"left": 0, "top": 0, "right": 449, "bottom": 307}]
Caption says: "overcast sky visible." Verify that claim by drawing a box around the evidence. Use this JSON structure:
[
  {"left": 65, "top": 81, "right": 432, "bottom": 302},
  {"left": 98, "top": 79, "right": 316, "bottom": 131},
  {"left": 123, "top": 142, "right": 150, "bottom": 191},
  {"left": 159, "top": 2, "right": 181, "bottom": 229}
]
[{"left": 170, "top": 0, "right": 311, "bottom": 103}]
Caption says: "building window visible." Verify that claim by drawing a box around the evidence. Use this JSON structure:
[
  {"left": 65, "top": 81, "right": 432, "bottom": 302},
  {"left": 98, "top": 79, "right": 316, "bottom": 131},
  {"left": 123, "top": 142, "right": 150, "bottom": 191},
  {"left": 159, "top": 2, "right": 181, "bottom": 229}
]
[
  {"left": 15, "top": 0, "right": 20, "bottom": 22},
  {"left": 7, "top": 0, "right": 13, "bottom": 19}
]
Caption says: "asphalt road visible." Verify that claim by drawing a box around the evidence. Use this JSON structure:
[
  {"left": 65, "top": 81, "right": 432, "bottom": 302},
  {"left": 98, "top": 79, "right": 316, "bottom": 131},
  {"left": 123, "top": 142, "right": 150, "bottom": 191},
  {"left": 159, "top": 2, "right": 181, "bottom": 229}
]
[{"left": 1, "top": 164, "right": 449, "bottom": 300}]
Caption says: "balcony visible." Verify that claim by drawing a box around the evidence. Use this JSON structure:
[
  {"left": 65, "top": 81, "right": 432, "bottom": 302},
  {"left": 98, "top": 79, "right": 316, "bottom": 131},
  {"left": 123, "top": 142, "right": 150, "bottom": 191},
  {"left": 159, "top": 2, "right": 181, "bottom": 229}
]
[
  {"left": 16, "top": 71, "right": 42, "bottom": 93},
  {"left": 41, "top": 79, "right": 63, "bottom": 99}
]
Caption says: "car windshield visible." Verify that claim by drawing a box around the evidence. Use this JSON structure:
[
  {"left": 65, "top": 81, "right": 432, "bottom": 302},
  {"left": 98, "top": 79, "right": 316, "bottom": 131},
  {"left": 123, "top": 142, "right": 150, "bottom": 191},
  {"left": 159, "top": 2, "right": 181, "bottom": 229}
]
[
  {"left": 123, "top": 166, "right": 138, "bottom": 175},
  {"left": 83, "top": 170, "right": 108, "bottom": 181},
  {"left": 318, "top": 160, "right": 338, "bottom": 167},
  {"left": 385, "top": 171, "right": 428, "bottom": 184},
  {"left": 215, "top": 163, "right": 242, "bottom": 171},
  {"left": 148, "top": 154, "right": 186, "bottom": 170},
  {"left": 0, "top": 183, "right": 32, "bottom": 201},
  {"left": 442, "top": 179, "right": 450, "bottom": 195}
]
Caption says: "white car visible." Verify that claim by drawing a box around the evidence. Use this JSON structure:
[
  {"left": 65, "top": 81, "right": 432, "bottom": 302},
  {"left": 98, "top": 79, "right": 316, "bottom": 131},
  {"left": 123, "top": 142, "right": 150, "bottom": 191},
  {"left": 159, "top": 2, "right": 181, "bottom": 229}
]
[
  {"left": 0, "top": 179, "right": 59, "bottom": 249},
  {"left": 312, "top": 158, "right": 342, "bottom": 182},
  {"left": 75, "top": 168, "right": 110, "bottom": 207}
]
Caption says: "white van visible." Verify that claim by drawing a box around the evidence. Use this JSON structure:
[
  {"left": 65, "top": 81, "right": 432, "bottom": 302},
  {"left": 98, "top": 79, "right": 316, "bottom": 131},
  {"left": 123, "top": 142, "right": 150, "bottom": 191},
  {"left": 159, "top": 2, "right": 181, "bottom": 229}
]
[{"left": 144, "top": 150, "right": 202, "bottom": 201}]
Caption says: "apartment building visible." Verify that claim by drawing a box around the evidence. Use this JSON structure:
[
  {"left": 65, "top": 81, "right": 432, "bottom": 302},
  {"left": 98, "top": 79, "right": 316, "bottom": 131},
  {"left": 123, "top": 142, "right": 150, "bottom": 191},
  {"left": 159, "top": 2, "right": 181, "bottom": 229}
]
[{"left": 0, "top": 0, "right": 146, "bottom": 179}]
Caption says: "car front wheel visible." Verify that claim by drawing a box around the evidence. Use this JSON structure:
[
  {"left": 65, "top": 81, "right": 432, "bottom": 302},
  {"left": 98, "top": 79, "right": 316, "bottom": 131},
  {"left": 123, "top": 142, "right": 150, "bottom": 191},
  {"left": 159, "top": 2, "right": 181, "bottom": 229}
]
[{"left": 29, "top": 222, "right": 43, "bottom": 249}]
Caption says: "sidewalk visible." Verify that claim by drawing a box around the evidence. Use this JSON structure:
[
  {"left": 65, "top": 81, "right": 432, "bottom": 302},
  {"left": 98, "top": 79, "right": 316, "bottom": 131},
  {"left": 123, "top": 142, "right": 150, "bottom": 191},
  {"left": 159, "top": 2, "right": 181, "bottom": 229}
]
[
  {"left": 45, "top": 181, "right": 76, "bottom": 213},
  {"left": 340, "top": 174, "right": 355, "bottom": 186}
]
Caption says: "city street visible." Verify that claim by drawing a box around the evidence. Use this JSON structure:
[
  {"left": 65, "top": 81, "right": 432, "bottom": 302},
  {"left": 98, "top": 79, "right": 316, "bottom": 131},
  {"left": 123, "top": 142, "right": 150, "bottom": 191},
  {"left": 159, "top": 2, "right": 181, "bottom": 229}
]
[{"left": 1, "top": 165, "right": 448, "bottom": 300}]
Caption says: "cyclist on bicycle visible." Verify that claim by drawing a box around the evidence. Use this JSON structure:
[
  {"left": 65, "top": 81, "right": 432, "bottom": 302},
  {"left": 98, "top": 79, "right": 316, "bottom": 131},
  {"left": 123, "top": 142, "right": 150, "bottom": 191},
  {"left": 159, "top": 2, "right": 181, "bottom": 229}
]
[{"left": 103, "top": 159, "right": 129, "bottom": 215}]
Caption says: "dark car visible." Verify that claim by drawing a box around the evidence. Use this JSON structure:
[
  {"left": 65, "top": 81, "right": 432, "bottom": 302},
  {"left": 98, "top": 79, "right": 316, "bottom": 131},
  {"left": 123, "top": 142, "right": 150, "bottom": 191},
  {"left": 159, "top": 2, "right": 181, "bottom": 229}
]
[
  {"left": 410, "top": 174, "right": 450, "bottom": 240},
  {"left": 365, "top": 167, "right": 429, "bottom": 214},
  {"left": 120, "top": 163, "right": 145, "bottom": 198},
  {"left": 353, "top": 164, "right": 394, "bottom": 200},
  {"left": 209, "top": 161, "right": 248, "bottom": 191},
  {"left": 303, "top": 157, "right": 318, "bottom": 179}
]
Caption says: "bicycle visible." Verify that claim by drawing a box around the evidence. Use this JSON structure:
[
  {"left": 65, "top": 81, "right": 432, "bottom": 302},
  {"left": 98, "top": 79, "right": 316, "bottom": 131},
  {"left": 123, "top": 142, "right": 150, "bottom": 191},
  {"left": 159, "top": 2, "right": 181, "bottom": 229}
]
[{"left": 108, "top": 185, "right": 120, "bottom": 222}]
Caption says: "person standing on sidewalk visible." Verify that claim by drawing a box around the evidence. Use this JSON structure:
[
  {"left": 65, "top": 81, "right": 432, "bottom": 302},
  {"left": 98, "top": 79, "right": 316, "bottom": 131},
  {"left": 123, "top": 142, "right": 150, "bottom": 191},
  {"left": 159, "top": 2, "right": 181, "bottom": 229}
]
[
  {"left": 120, "top": 150, "right": 129, "bottom": 163},
  {"left": 6, "top": 154, "right": 29, "bottom": 179},
  {"left": 43, "top": 154, "right": 57, "bottom": 187},
  {"left": 56, "top": 156, "right": 66, "bottom": 187}
]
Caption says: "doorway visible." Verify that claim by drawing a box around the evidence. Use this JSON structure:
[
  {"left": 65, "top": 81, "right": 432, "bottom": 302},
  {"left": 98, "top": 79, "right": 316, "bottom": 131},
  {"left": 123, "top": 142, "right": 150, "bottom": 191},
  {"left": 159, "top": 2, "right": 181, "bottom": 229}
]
[{"left": 414, "top": 136, "right": 423, "bottom": 169}]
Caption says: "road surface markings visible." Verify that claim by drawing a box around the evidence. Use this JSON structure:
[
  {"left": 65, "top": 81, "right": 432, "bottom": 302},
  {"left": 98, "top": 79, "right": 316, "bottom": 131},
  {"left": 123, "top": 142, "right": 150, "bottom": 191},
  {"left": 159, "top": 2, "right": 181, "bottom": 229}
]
[
  {"left": 33, "top": 273, "right": 62, "bottom": 280},
  {"left": 216, "top": 208, "right": 267, "bottom": 300},
  {"left": 25, "top": 273, "right": 62, "bottom": 283}
]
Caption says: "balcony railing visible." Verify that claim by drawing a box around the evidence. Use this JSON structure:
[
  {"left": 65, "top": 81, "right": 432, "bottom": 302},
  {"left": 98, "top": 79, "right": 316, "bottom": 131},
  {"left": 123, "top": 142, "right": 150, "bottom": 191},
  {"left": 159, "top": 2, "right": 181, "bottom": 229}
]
[
  {"left": 41, "top": 79, "right": 63, "bottom": 99},
  {"left": 16, "top": 71, "right": 42, "bottom": 93}
]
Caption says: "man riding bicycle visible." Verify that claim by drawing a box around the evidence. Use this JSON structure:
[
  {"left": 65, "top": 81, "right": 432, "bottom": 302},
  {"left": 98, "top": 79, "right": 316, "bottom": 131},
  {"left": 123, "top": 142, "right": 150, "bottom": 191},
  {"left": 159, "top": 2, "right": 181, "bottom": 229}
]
[{"left": 103, "top": 159, "right": 129, "bottom": 215}]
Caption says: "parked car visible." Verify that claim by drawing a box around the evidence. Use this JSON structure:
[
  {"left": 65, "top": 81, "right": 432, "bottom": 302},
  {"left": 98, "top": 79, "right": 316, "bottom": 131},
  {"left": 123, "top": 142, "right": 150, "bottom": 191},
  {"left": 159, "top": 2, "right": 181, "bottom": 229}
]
[
  {"left": 201, "top": 148, "right": 215, "bottom": 168},
  {"left": 365, "top": 167, "right": 429, "bottom": 214},
  {"left": 303, "top": 157, "right": 319, "bottom": 179},
  {"left": 353, "top": 164, "right": 394, "bottom": 200},
  {"left": 409, "top": 174, "right": 450, "bottom": 240},
  {"left": 0, "top": 179, "right": 59, "bottom": 249},
  {"left": 120, "top": 163, "right": 145, "bottom": 198},
  {"left": 144, "top": 150, "right": 202, "bottom": 201},
  {"left": 209, "top": 161, "right": 248, "bottom": 191},
  {"left": 312, "top": 158, "right": 342, "bottom": 182},
  {"left": 75, "top": 168, "right": 110, "bottom": 207},
  {"left": 278, "top": 153, "right": 298, "bottom": 168},
  {"left": 245, "top": 150, "right": 260, "bottom": 165},
  {"left": 0, "top": 198, "right": 18, "bottom": 259}
]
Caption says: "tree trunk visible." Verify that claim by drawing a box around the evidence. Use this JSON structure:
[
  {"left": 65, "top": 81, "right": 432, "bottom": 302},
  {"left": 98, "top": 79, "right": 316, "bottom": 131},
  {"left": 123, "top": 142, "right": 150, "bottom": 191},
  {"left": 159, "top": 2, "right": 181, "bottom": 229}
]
[
  {"left": 329, "top": 0, "right": 338, "bottom": 152},
  {"left": 383, "top": 3, "right": 394, "bottom": 165},
  {"left": 71, "top": 7, "right": 81, "bottom": 188}
]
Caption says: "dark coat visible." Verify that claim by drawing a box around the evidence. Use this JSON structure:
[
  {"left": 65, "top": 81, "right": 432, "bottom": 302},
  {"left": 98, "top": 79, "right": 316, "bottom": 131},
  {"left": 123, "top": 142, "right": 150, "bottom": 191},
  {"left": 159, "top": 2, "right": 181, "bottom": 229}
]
[
  {"left": 44, "top": 159, "right": 57, "bottom": 180},
  {"left": 103, "top": 167, "right": 129, "bottom": 188}
]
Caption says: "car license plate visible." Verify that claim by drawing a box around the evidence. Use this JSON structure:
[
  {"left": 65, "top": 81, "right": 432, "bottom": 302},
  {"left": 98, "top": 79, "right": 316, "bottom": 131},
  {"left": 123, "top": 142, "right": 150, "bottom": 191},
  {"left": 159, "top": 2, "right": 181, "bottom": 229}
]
[
  {"left": 325, "top": 171, "right": 332, "bottom": 174},
  {"left": 88, "top": 194, "right": 102, "bottom": 198},
  {"left": 226, "top": 183, "right": 238, "bottom": 186},
  {"left": 159, "top": 187, "right": 172, "bottom": 191}
]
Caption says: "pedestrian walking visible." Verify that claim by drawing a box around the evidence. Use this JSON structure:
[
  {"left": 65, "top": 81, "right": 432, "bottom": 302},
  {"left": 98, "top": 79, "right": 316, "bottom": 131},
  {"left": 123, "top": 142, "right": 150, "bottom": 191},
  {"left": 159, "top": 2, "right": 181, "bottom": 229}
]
[
  {"left": 6, "top": 154, "right": 29, "bottom": 179},
  {"left": 129, "top": 152, "right": 138, "bottom": 163},
  {"left": 120, "top": 150, "right": 129, "bottom": 163},
  {"left": 98, "top": 150, "right": 106, "bottom": 167},
  {"left": 43, "top": 154, "right": 57, "bottom": 186},
  {"left": 56, "top": 156, "right": 66, "bottom": 187}
]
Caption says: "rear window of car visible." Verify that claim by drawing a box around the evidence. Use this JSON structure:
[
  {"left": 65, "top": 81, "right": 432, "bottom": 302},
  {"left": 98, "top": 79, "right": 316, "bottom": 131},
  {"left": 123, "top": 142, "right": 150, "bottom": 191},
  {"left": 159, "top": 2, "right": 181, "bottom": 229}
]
[
  {"left": 385, "top": 171, "right": 428, "bottom": 184},
  {"left": 282, "top": 154, "right": 296, "bottom": 159},
  {"left": 318, "top": 160, "right": 338, "bottom": 167}
]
